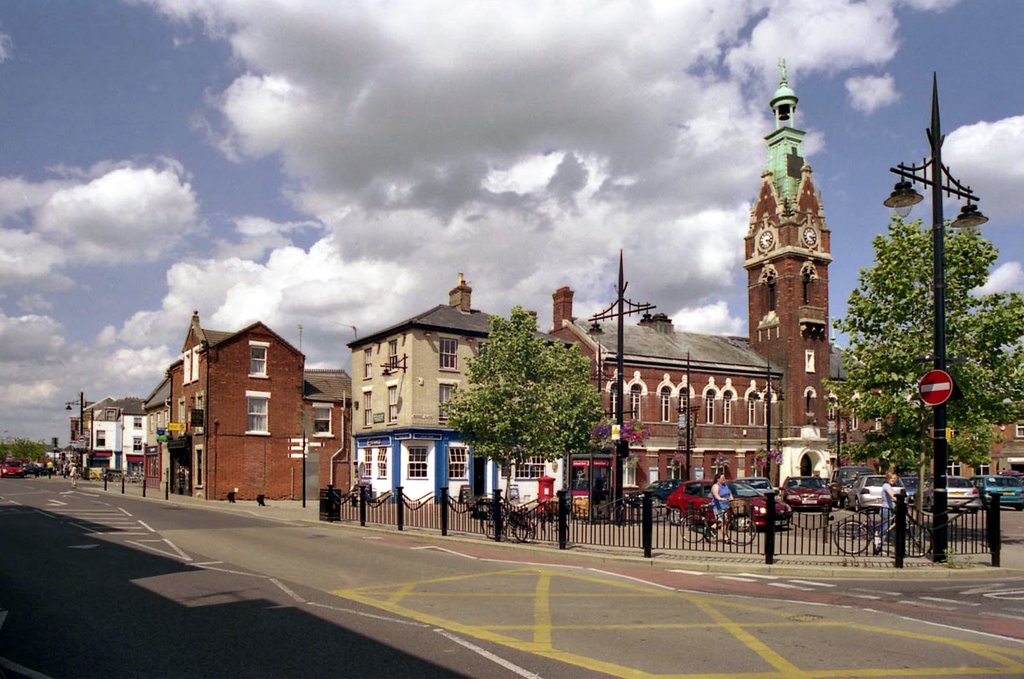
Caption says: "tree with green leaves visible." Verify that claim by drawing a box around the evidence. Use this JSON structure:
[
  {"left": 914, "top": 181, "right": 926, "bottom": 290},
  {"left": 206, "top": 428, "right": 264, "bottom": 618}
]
[
  {"left": 446, "top": 306, "right": 603, "bottom": 492},
  {"left": 831, "top": 217, "right": 1024, "bottom": 489},
  {"left": 2, "top": 437, "right": 49, "bottom": 462}
]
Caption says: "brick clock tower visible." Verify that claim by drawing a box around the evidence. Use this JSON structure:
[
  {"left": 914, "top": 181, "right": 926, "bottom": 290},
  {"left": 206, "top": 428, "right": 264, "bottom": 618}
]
[{"left": 744, "top": 60, "right": 833, "bottom": 479}]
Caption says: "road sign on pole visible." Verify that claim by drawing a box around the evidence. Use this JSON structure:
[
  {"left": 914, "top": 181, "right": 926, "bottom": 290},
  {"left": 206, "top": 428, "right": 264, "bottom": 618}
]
[{"left": 918, "top": 369, "right": 954, "bottom": 406}]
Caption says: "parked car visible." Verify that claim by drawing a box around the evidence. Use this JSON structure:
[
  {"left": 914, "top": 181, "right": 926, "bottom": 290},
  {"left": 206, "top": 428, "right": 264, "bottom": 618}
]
[
  {"left": 780, "top": 476, "right": 831, "bottom": 512},
  {"left": 625, "top": 478, "right": 685, "bottom": 505},
  {"left": 736, "top": 476, "right": 773, "bottom": 494},
  {"left": 829, "top": 465, "right": 873, "bottom": 508},
  {"left": 24, "top": 462, "right": 46, "bottom": 477},
  {"left": 923, "top": 476, "right": 981, "bottom": 512},
  {"left": 1, "top": 459, "right": 26, "bottom": 478},
  {"left": 900, "top": 475, "right": 923, "bottom": 503},
  {"left": 665, "top": 480, "right": 792, "bottom": 530},
  {"left": 970, "top": 475, "right": 1024, "bottom": 510},
  {"left": 846, "top": 474, "right": 905, "bottom": 511}
]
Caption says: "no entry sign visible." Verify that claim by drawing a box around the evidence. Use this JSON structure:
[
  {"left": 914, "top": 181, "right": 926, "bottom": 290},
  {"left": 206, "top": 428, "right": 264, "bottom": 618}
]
[{"left": 918, "top": 369, "right": 954, "bottom": 406}]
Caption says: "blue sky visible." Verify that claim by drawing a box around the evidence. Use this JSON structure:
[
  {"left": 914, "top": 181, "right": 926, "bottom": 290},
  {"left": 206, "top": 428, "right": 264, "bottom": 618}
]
[{"left": 0, "top": 0, "right": 1021, "bottom": 443}]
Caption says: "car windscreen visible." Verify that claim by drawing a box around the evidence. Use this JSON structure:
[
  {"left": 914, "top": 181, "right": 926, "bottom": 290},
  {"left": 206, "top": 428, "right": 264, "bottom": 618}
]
[
  {"left": 729, "top": 483, "right": 762, "bottom": 499},
  {"left": 5, "top": 460, "right": 22, "bottom": 467},
  {"left": 986, "top": 477, "right": 1023, "bottom": 488},
  {"left": 787, "top": 478, "right": 826, "bottom": 489}
]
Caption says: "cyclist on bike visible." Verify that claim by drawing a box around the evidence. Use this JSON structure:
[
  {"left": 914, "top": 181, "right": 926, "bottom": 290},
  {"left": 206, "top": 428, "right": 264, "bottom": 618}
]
[
  {"left": 876, "top": 470, "right": 899, "bottom": 555},
  {"left": 711, "top": 472, "right": 732, "bottom": 543}
]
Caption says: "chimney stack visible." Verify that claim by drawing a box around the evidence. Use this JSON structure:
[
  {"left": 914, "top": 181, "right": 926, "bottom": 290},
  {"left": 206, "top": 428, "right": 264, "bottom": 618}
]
[
  {"left": 449, "top": 273, "right": 472, "bottom": 312},
  {"left": 552, "top": 286, "right": 574, "bottom": 332}
]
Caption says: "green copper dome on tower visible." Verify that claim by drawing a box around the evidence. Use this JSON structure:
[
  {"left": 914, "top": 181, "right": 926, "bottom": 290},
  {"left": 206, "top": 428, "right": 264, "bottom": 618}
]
[{"left": 770, "top": 58, "right": 798, "bottom": 128}]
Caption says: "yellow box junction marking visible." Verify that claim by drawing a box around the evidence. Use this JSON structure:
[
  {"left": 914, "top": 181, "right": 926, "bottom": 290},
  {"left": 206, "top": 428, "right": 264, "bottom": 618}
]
[{"left": 330, "top": 566, "right": 1024, "bottom": 679}]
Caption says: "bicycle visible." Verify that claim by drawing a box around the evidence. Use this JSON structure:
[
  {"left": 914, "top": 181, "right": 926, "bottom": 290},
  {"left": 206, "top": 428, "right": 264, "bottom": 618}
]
[
  {"left": 472, "top": 498, "right": 537, "bottom": 543},
  {"left": 832, "top": 509, "right": 931, "bottom": 557},
  {"left": 681, "top": 504, "right": 754, "bottom": 547}
]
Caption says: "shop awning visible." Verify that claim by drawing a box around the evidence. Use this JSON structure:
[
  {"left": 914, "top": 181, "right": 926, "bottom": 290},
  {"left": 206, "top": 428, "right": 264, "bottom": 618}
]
[
  {"left": 126, "top": 454, "right": 144, "bottom": 462},
  {"left": 90, "top": 451, "right": 111, "bottom": 458}
]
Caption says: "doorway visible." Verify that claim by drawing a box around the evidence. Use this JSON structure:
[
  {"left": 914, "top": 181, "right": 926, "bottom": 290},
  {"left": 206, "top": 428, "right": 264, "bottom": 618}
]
[{"left": 800, "top": 453, "right": 813, "bottom": 477}]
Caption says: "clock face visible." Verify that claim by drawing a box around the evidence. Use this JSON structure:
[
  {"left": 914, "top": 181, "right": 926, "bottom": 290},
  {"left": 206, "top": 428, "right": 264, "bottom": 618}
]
[
  {"left": 802, "top": 227, "right": 818, "bottom": 248},
  {"left": 758, "top": 229, "right": 775, "bottom": 252}
]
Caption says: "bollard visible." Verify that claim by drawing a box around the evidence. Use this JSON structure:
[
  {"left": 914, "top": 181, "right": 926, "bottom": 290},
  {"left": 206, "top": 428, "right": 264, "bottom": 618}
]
[
  {"left": 104, "top": 475, "right": 108, "bottom": 492},
  {"left": 894, "top": 492, "right": 907, "bottom": 568},
  {"left": 257, "top": 494, "right": 266, "bottom": 507},
  {"left": 121, "top": 475, "right": 126, "bottom": 495},
  {"left": 493, "top": 489, "right": 503, "bottom": 543},
  {"left": 227, "top": 491, "right": 236, "bottom": 503},
  {"left": 987, "top": 491, "right": 1001, "bottom": 568},
  {"left": 764, "top": 491, "right": 777, "bottom": 565},
  {"left": 396, "top": 486, "right": 405, "bottom": 531},
  {"left": 142, "top": 477, "right": 146, "bottom": 498},
  {"left": 557, "top": 489, "right": 569, "bottom": 550},
  {"left": 439, "top": 487, "right": 449, "bottom": 536},
  {"left": 359, "top": 485, "right": 367, "bottom": 526},
  {"left": 642, "top": 490, "right": 653, "bottom": 558}
]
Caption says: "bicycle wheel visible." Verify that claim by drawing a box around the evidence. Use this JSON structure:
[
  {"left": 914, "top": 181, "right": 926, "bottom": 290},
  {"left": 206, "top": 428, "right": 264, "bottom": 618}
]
[
  {"left": 728, "top": 514, "right": 755, "bottom": 546},
  {"left": 682, "top": 515, "right": 709, "bottom": 546},
  {"left": 833, "top": 517, "right": 870, "bottom": 555},
  {"left": 511, "top": 515, "right": 535, "bottom": 543},
  {"left": 903, "top": 524, "right": 931, "bottom": 558}
]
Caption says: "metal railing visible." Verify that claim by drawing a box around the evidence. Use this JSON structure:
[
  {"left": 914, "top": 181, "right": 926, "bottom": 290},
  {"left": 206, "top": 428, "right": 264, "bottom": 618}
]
[{"left": 318, "top": 485, "right": 1003, "bottom": 567}]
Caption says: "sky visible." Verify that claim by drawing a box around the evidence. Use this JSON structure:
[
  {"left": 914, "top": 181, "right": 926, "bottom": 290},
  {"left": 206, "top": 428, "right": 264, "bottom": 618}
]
[{"left": 0, "top": 0, "right": 1021, "bottom": 444}]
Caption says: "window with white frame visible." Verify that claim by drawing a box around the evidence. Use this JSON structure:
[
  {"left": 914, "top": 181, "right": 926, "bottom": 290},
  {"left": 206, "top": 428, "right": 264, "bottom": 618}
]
[
  {"left": 947, "top": 461, "right": 962, "bottom": 477},
  {"left": 133, "top": 417, "right": 143, "bottom": 429},
  {"left": 977, "top": 463, "right": 991, "bottom": 476},
  {"left": 191, "top": 348, "right": 200, "bottom": 381},
  {"left": 439, "top": 338, "right": 458, "bottom": 370},
  {"left": 313, "top": 405, "right": 332, "bottom": 434},
  {"left": 518, "top": 455, "right": 545, "bottom": 479},
  {"left": 630, "top": 385, "right": 642, "bottom": 420},
  {"left": 183, "top": 349, "right": 192, "bottom": 383},
  {"left": 660, "top": 387, "right": 671, "bottom": 422},
  {"left": 704, "top": 390, "right": 715, "bottom": 424},
  {"left": 1016, "top": 423, "right": 1024, "bottom": 438},
  {"left": 388, "top": 385, "right": 398, "bottom": 421},
  {"left": 624, "top": 460, "right": 637, "bottom": 487},
  {"left": 360, "top": 456, "right": 371, "bottom": 479},
  {"left": 363, "top": 391, "right": 372, "bottom": 427},
  {"left": 247, "top": 393, "right": 269, "bottom": 433},
  {"left": 133, "top": 437, "right": 142, "bottom": 452},
  {"left": 747, "top": 397, "right": 758, "bottom": 425},
  {"left": 388, "top": 339, "right": 398, "bottom": 364},
  {"left": 96, "top": 430, "right": 106, "bottom": 447},
  {"left": 850, "top": 414, "right": 859, "bottom": 430},
  {"left": 722, "top": 390, "right": 734, "bottom": 425},
  {"left": 448, "top": 446, "right": 468, "bottom": 479},
  {"left": 408, "top": 447, "right": 428, "bottom": 479},
  {"left": 609, "top": 388, "right": 618, "bottom": 417},
  {"left": 363, "top": 349, "right": 372, "bottom": 379},
  {"left": 376, "top": 448, "right": 388, "bottom": 478},
  {"left": 249, "top": 342, "right": 268, "bottom": 377},
  {"left": 438, "top": 383, "right": 454, "bottom": 422}
]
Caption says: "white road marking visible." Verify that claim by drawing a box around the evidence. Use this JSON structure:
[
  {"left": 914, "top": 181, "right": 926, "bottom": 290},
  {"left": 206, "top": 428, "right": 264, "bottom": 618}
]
[
  {"left": 433, "top": 628, "right": 543, "bottom": 679},
  {"left": 306, "top": 600, "right": 428, "bottom": 627},
  {"left": 47, "top": 500, "right": 67, "bottom": 506},
  {"left": 899, "top": 599, "right": 957, "bottom": 611},
  {"left": 769, "top": 583, "right": 815, "bottom": 591},
  {"left": 717, "top": 576, "right": 757, "bottom": 583},
  {"left": 667, "top": 569, "right": 705, "bottom": 575},
  {"left": 960, "top": 585, "right": 1018, "bottom": 596},
  {"left": 850, "top": 594, "right": 882, "bottom": 600},
  {"left": 68, "top": 544, "right": 98, "bottom": 550},
  {"left": 854, "top": 587, "right": 901, "bottom": 596},
  {"left": 919, "top": 596, "right": 980, "bottom": 606},
  {"left": 269, "top": 578, "right": 304, "bottom": 602},
  {"left": 789, "top": 579, "right": 835, "bottom": 588},
  {"left": 138, "top": 521, "right": 156, "bottom": 533},
  {"left": 411, "top": 545, "right": 478, "bottom": 559},
  {"left": 736, "top": 572, "right": 779, "bottom": 579},
  {"left": 125, "top": 538, "right": 191, "bottom": 562}
]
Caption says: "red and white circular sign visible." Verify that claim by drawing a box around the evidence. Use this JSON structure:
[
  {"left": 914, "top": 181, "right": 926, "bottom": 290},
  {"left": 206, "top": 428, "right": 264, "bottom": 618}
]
[{"left": 918, "top": 369, "right": 954, "bottom": 406}]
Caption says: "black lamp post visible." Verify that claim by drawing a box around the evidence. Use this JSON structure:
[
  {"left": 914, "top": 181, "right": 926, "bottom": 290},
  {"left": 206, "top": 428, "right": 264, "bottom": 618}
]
[
  {"left": 65, "top": 392, "right": 88, "bottom": 469},
  {"left": 882, "top": 74, "right": 988, "bottom": 563},
  {"left": 589, "top": 251, "right": 654, "bottom": 509}
]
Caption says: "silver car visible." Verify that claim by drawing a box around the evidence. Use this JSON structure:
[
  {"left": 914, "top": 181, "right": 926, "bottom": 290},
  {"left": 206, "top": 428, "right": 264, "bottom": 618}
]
[
  {"left": 846, "top": 475, "right": 904, "bottom": 511},
  {"left": 923, "top": 476, "right": 982, "bottom": 512}
]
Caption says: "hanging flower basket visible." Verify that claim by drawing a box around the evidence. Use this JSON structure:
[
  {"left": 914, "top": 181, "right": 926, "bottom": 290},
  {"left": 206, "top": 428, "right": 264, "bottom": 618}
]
[
  {"left": 590, "top": 418, "right": 650, "bottom": 451},
  {"left": 754, "top": 448, "right": 782, "bottom": 468}
]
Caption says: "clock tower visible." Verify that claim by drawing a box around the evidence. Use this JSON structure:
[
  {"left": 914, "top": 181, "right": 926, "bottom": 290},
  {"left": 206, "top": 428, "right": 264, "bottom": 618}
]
[{"left": 744, "top": 60, "right": 833, "bottom": 478}]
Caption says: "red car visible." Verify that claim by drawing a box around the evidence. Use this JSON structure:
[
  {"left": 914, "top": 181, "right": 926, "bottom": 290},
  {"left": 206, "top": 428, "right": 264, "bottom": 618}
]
[
  {"left": 780, "top": 476, "right": 832, "bottom": 512},
  {"left": 666, "top": 480, "right": 792, "bottom": 529},
  {"left": 1, "top": 459, "right": 26, "bottom": 478}
]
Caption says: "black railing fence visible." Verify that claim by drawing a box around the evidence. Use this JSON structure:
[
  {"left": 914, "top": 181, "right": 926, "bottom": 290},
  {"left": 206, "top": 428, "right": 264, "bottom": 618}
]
[{"left": 318, "top": 485, "right": 1004, "bottom": 567}]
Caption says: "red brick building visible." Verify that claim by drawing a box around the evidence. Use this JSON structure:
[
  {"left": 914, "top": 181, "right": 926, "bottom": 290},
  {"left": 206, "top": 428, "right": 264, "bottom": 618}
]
[
  {"left": 551, "top": 64, "right": 834, "bottom": 489},
  {"left": 164, "top": 311, "right": 350, "bottom": 501}
]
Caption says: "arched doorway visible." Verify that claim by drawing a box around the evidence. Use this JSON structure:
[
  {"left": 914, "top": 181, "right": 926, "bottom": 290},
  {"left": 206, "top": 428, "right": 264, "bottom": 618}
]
[{"left": 800, "top": 453, "right": 813, "bottom": 477}]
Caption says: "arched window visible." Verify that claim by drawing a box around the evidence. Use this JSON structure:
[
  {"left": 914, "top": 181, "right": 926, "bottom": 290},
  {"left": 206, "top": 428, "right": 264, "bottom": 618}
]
[
  {"left": 802, "top": 271, "right": 812, "bottom": 304},
  {"left": 704, "top": 390, "right": 715, "bottom": 424},
  {"left": 768, "top": 280, "right": 777, "bottom": 311},
  {"left": 722, "top": 390, "right": 735, "bottom": 425},
  {"left": 660, "top": 387, "right": 672, "bottom": 422},
  {"left": 609, "top": 387, "right": 618, "bottom": 417},
  {"left": 630, "top": 384, "right": 642, "bottom": 421},
  {"left": 747, "top": 396, "right": 758, "bottom": 425}
]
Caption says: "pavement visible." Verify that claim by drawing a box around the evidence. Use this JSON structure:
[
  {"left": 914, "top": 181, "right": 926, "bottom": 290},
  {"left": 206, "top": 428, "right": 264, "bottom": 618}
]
[{"left": 54, "top": 476, "right": 1024, "bottom": 577}]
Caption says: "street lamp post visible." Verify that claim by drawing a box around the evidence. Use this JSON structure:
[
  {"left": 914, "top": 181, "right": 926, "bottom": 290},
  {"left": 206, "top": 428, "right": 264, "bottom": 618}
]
[
  {"left": 65, "top": 392, "right": 88, "bottom": 469},
  {"left": 882, "top": 74, "right": 988, "bottom": 563},
  {"left": 589, "top": 251, "right": 654, "bottom": 510}
]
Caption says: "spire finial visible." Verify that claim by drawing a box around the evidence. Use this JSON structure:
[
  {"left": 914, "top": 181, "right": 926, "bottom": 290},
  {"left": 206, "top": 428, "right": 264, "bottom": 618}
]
[{"left": 778, "top": 57, "right": 788, "bottom": 85}]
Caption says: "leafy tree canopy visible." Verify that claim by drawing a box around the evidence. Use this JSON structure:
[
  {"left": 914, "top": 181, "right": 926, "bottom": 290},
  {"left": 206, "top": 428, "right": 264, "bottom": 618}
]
[
  {"left": 831, "top": 217, "right": 1024, "bottom": 474},
  {"left": 2, "top": 438, "right": 49, "bottom": 462},
  {"left": 447, "top": 306, "right": 603, "bottom": 487}
]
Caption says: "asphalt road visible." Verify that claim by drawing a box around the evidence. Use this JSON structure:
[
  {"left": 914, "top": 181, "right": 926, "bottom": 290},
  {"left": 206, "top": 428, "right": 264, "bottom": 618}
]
[{"left": 2, "top": 477, "right": 1024, "bottom": 679}]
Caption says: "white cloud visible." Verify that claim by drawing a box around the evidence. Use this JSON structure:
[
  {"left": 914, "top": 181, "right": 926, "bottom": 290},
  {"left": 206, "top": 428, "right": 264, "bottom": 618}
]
[
  {"left": 213, "top": 216, "right": 322, "bottom": 260},
  {"left": 0, "top": 228, "right": 68, "bottom": 286},
  {"left": 944, "top": 116, "right": 1024, "bottom": 221},
  {"left": 977, "top": 261, "right": 1024, "bottom": 295},
  {"left": 845, "top": 74, "right": 900, "bottom": 114},
  {"left": 35, "top": 163, "right": 201, "bottom": 263},
  {"left": 0, "top": 31, "right": 11, "bottom": 62},
  {"left": 0, "top": 312, "right": 66, "bottom": 363},
  {"left": 669, "top": 301, "right": 745, "bottom": 336}
]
